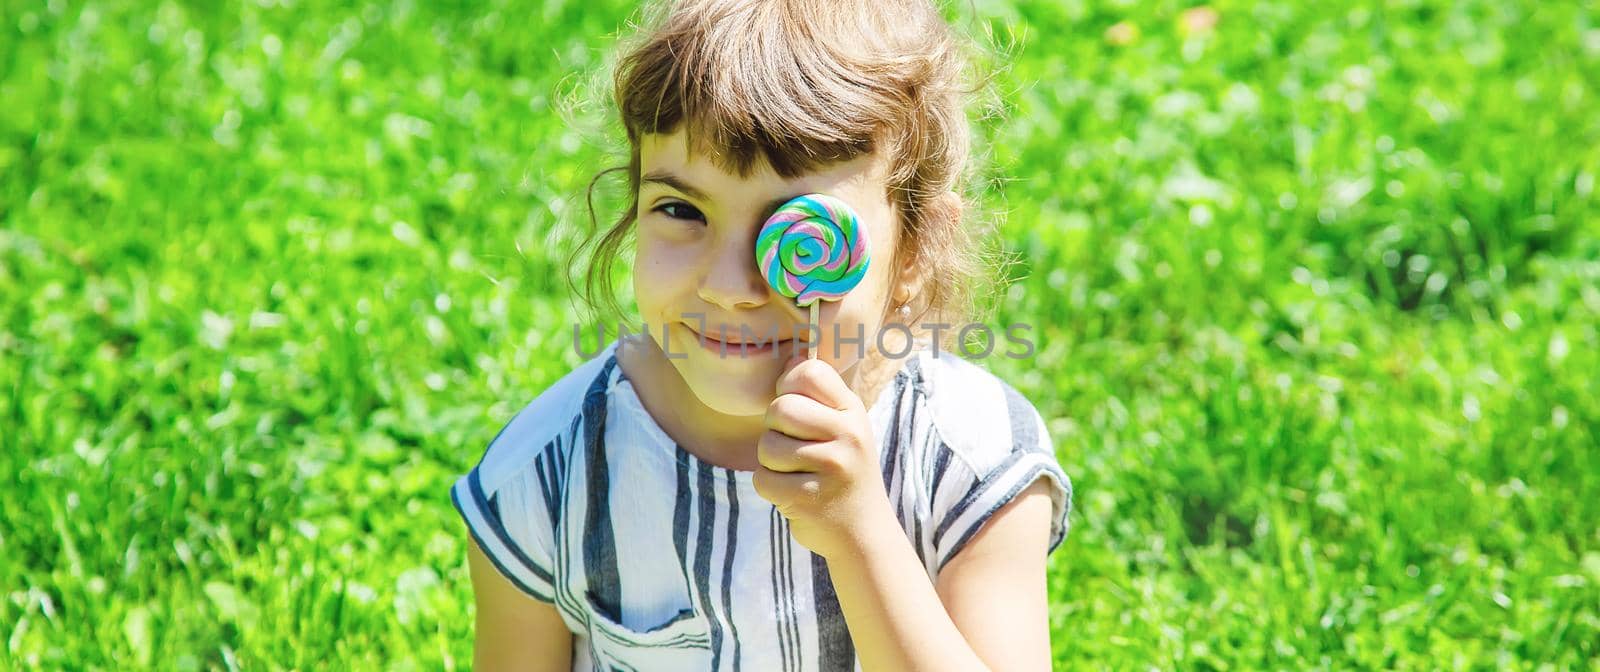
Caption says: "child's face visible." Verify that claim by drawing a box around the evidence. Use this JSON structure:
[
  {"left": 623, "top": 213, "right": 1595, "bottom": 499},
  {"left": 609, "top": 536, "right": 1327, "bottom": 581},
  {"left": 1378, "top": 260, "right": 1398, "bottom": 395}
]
[{"left": 633, "top": 130, "right": 902, "bottom": 417}]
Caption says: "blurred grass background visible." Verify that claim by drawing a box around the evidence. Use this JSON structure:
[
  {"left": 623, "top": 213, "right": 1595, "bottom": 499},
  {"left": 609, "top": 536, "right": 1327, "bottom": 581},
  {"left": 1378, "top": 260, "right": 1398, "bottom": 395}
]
[{"left": 3, "top": 0, "right": 1598, "bottom": 668}]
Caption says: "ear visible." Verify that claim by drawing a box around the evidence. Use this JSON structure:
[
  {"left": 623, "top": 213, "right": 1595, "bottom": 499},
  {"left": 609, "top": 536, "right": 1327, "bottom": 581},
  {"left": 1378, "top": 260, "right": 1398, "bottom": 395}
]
[{"left": 890, "top": 190, "right": 961, "bottom": 308}]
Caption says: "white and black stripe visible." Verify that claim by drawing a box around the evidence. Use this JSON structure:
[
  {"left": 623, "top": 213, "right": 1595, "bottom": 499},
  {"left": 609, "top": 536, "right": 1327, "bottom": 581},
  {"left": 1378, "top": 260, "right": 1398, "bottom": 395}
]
[
  {"left": 768, "top": 506, "right": 801, "bottom": 672},
  {"left": 810, "top": 551, "right": 854, "bottom": 671},
  {"left": 582, "top": 355, "right": 622, "bottom": 623}
]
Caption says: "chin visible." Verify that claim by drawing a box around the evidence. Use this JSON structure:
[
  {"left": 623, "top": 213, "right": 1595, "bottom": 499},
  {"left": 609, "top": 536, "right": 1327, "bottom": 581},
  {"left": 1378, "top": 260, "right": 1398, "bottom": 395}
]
[{"left": 672, "top": 358, "right": 776, "bottom": 417}]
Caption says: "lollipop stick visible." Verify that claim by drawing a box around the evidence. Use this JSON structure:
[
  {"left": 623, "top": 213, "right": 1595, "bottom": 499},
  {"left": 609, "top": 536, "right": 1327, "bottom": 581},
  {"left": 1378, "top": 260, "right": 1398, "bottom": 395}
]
[{"left": 806, "top": 302, "right": 819, "bottom": 361}]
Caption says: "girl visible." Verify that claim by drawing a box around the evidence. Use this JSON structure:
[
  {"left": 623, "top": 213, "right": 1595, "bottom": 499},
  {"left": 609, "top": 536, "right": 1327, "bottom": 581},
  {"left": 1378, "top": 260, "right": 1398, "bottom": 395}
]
[{"left": 450, "top": 1, "right": 1073, "bottom": 670}]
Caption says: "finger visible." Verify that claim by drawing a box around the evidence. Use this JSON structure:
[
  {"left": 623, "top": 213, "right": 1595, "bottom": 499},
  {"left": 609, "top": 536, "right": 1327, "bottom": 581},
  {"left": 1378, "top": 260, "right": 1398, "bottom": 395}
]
[
  {"left": 751, "top": 464, "right": 824, "bottom": 511},
  {"left": 756, "top": 428, "right": 811, "bottom": 473},
  {"left": 757, "top": 429, "right": 852, "bottom": 475},
  {"left": 765, "top": 392, "right": 840, "bottom": 441},
  {"left": 775, "top": 355, "right": 860, "bottom": 413}
]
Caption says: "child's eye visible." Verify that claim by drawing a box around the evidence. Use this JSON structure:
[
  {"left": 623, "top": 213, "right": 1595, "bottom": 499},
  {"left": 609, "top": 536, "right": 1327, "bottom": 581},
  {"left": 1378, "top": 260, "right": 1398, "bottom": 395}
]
[{"left": 653, "top": 202, "right": 705, "bottom": 223}]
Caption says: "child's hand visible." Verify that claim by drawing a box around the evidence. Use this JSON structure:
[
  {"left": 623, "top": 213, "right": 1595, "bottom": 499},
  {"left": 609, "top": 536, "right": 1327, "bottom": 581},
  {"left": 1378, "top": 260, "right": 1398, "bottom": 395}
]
[{"left": 754, "top": 353, "right": 897, "bottom": 561}]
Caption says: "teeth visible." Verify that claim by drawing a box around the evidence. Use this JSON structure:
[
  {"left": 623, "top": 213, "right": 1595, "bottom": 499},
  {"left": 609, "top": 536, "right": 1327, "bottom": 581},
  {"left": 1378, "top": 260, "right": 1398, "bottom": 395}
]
[
  {"left": 694, "top": 327, "right": 800, "bottom": 346},
  {"left": 704, "top": 336, "right": 790, "bottom": 346}
]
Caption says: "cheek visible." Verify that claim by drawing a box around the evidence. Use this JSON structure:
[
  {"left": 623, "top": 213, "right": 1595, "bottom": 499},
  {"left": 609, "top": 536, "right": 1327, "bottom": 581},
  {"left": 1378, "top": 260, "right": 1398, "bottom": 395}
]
[
  {"left": 633, "top": 236, "right": 698, "bottom": 304},
  {"left": 862, "top": 211, "right": 896, "bottom": 294},
  {"left": 858, "top": 242, "right": 896, "bottom": 305},
  {"left": 820, "top": 265, "right": 891, "bottom": 328}
]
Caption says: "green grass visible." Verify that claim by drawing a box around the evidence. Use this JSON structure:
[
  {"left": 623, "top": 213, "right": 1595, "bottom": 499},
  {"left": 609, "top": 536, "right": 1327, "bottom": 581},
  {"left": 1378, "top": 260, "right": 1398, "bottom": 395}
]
[{"left": 3, "top": 0, "right": 1597, "bottom": 668}]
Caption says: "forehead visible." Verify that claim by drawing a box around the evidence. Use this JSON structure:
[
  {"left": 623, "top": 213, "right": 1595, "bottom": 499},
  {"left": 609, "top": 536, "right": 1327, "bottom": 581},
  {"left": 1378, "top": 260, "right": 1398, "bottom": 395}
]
[{"left": 639, "top": 131, "right": 891, "bottom": 205}]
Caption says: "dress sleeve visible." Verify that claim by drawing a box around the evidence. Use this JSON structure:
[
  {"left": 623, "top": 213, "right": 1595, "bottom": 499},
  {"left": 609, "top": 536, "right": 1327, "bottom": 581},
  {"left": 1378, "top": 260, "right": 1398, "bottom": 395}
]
[
  {"left": 927, "top": 392, "right": 1073, "bottom": 573},
  {"left": 450, "top": 416, "right": 571, "bottom": 604}
]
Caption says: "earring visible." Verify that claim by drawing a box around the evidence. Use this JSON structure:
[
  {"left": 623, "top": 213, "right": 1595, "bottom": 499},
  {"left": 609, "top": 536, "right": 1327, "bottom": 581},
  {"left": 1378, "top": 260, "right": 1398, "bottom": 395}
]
[{"left": 897, "top": 303, "right": 911, "bottom": 319}]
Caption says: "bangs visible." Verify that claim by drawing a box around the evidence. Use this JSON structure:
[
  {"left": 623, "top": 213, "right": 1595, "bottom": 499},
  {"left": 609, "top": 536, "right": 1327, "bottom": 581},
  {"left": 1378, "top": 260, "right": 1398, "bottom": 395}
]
[{"left": 613, "top": 1, "right": 908, "bottom": 179}]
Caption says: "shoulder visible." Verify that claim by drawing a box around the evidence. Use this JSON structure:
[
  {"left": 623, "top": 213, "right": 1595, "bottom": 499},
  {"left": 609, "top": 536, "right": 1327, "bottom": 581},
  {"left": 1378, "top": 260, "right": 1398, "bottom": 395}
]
[
  {"left": 911, "top": 348, "right": 1053, "bottom": 473},
  {"left": 472, "top": 338, "right": 619, "bottom": 494},
  {"left": 908, "top": 348, "right": 1073, "bottom": 566},
  {"left": 451, "top": 339, "right": 619, "bottom": 604}
]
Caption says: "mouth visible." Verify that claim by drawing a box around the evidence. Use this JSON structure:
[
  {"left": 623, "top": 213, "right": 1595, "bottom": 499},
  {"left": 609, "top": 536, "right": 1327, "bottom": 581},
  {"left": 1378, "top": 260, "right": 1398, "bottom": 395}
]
[{"left": 685, "top": 324, "right": 805, "bottom": 357}]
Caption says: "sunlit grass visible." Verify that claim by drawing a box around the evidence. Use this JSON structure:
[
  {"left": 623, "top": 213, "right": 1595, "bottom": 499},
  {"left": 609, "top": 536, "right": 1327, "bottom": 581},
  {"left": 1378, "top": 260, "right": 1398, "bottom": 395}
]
[{"left": 2, "top": 0, "right": 1597, "bottom": 668}]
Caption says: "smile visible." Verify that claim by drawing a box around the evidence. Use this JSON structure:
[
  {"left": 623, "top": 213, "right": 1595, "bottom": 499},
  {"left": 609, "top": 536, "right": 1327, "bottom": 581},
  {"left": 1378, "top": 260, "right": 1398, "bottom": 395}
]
[{"left": 686, "top": 325, "right": 801, "bottom": 357}]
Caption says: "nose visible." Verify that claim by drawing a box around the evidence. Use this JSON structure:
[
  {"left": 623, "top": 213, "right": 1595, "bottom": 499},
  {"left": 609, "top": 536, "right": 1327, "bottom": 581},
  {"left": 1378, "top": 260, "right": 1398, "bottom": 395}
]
[{"left": 696, "top": 227, "right": 770, "bottom": 312}]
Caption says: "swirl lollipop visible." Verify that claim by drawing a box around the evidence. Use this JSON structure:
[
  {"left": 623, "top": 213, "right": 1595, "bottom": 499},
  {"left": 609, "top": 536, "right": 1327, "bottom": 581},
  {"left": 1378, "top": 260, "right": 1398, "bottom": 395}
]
[{"left": 755, "top": 194, "right": 871, "bottom": 360}]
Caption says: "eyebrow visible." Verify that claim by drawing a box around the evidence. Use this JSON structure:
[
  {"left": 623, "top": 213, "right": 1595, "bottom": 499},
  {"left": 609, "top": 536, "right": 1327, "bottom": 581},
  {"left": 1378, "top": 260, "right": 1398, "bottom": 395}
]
[{"left": 641, "top": 169, "right": 797, "bottom": 217}]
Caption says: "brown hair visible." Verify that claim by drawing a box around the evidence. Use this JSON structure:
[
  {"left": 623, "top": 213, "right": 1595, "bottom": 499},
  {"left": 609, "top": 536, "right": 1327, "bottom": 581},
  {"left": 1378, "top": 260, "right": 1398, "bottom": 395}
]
[{"left": 567, "top": 0, "right": 1008, "bottom": 350}]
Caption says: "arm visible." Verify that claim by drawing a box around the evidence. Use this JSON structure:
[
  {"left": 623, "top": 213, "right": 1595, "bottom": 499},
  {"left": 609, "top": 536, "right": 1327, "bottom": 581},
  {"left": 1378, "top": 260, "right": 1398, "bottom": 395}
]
[
  {"left": 755, "top": 357, "right": 1060, "bottom": 671},
  {"left": 466, "top": 536, "right": 573, "bottom": 672},
  {"left": 825, "top": 477, "right": 1056, "bottom": 672},
  {"left": 933, "top": 477, "right": 1055, "bottom": 670}
]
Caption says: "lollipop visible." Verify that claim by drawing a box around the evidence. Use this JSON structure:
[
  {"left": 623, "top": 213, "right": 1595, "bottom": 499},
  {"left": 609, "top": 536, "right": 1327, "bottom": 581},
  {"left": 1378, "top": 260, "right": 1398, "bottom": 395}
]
[{"left": 755, "top": 194, "right": 871, "bottom": 360}]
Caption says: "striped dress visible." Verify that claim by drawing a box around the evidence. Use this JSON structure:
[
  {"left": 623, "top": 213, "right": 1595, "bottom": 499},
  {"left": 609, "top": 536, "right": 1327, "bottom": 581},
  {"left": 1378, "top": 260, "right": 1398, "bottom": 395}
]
[{"left": 450, "top": 337, "right": 1072, "bottom": 671}]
